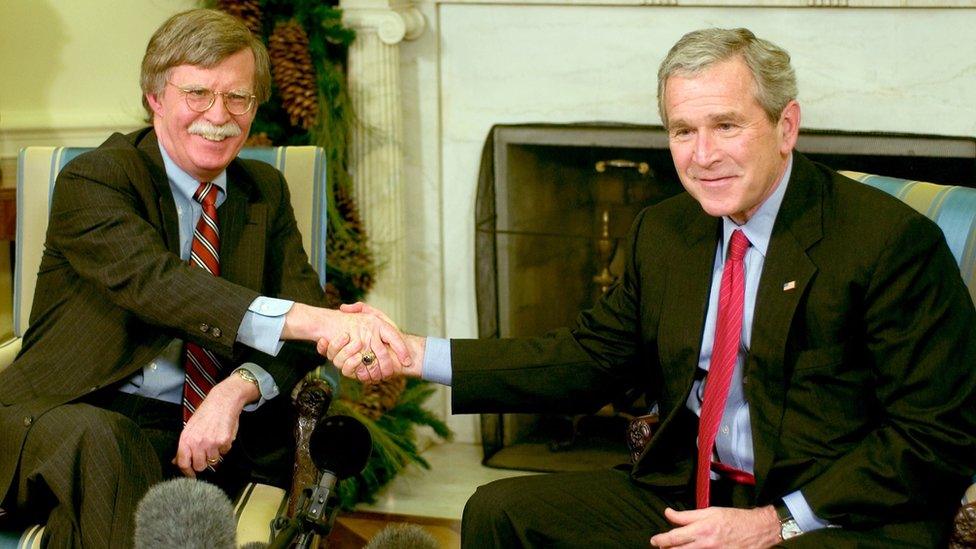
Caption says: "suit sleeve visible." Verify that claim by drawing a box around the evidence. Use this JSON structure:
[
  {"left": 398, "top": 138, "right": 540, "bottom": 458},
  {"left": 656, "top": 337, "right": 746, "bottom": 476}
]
[{"left": 801, "top": 214, "right": 976, "bottom": 526}]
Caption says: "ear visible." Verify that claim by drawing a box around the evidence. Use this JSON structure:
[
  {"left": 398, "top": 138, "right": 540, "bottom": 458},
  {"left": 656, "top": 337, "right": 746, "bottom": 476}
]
[
  {"left": 778, "top": 100, "right": 801, "bottom": 154},
  {"left": 145, "top": 92, "right": 165, "bottom": 117}
]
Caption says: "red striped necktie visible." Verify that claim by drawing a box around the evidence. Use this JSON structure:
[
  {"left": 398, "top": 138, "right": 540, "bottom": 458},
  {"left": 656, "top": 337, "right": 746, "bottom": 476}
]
[
  {"left": 182, "top": 182, "right": 223, "bottom": 431},
  {"left": 696, "top": 229, "right": 751, "bottom": 508}
]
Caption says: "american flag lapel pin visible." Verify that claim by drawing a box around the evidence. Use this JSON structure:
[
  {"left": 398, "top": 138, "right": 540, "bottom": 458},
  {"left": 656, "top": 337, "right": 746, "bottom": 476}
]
[{"left": 783, "top": 280, "right": 796, "bottom": 292}]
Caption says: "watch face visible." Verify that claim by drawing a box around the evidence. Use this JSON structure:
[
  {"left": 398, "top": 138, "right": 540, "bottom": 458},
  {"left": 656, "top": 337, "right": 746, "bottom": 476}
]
[{"left": 781, "top": 519, "right": 803, "bottom": 540}]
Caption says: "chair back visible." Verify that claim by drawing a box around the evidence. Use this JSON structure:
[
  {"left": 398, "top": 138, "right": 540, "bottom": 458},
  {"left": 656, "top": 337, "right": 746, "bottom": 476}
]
[
  {"left": 13, "top": 146, "right": 328, "bottom": 338},
  {"left": 840, "top": 171, "right": 976, "bottom": 305}
]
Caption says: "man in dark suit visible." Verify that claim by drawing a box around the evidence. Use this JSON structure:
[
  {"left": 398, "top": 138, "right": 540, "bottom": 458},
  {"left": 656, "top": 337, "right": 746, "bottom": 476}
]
[
  {"left": 0, "top": 9, "right": 407, "bottom": 547},
  {"left": 330, "top": 28, "right": 976, "bottom": 547}
]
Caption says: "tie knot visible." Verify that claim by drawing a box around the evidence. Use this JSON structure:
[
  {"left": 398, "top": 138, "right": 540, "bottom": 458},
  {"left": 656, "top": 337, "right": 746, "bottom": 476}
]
[
  {"left": 193, "top": 182, "right": 218, "bottom": 206},
  {"left": 727, "top": 229, "right": 750, "bottom": 262}
]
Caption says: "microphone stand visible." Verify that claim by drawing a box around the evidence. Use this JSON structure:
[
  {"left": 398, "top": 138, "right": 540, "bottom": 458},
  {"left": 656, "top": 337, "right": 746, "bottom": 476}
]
[{"left": 267, "top": 470, "right": 341, "bottom": 549}]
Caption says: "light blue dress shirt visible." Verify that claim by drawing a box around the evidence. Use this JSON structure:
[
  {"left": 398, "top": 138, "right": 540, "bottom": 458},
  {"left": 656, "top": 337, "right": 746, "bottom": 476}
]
[
  {"left": 118, "top": 144, "right": 294, "bottom": 411},
  {"left": 423, "top": 156, "right": 830, "bottom": 533}
]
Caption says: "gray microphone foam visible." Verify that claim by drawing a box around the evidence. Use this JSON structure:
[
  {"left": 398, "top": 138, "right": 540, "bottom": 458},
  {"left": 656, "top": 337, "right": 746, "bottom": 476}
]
[
  {"left": 134, "top": 477, "right": 237, "bottom": 549},
  {"left": 364, "top": 523, "right": 439, "bottom": 549}
]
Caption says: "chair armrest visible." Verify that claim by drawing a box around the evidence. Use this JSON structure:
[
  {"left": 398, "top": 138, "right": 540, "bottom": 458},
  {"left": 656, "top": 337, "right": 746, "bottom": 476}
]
[{"left": 0, "top": 337, "right": 22, "bottom": 374}]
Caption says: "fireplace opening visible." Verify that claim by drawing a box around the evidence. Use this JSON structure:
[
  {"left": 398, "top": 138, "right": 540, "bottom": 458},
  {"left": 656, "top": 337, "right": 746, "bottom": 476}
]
[{"left": 475, "top": 123, "right": 976, "bottom": 472}]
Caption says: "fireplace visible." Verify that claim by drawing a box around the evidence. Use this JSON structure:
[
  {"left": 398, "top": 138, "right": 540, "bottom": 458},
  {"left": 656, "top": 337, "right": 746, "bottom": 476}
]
[{"left": 475, "top": 123, "right": 976, "bottom": 471}]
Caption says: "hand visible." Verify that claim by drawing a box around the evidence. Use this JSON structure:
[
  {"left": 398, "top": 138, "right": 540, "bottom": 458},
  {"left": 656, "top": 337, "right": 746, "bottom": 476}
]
[
  {"left": 172, "top": 374, "right": 257, "bottom": 477},
  {"left": 318, "top": 303, "right": 425, "bottom": 383},
  {"left": 649, "top": 506, "right": 780, "bottom": 549},
  {"left": 283, "top": 302, "right": 411, "bottom": 377}
]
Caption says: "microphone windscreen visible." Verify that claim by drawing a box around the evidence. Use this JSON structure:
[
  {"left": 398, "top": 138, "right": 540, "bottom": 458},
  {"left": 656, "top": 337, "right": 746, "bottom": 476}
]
[
  {"left": 364, "top": 523, "right": 438, "bottom": 549},
  {"left": 308, "top": 414, "right": 372, "bottom": 478},
  {"left": 134, "top": 478, "right": 237, "bottom": 549}
]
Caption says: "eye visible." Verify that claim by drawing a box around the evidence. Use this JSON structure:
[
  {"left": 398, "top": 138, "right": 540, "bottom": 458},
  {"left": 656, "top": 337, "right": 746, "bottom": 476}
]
[
  {"left": 670, "top": 127, "right": 692, "bottom": 140},
  {"left": 227, "top": 92, "right": 250, "bottom": 103},
  {"left": 717, "top": 122, "right": 735, "bottom": 131},
  {"left": 185, "top": 88, "right": 211, "bottom": 98}
]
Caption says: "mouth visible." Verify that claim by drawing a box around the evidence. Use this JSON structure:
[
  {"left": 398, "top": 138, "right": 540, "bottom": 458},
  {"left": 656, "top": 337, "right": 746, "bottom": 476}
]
[{"left": 195, "top": 132, "right": 231, "bottom": 142}]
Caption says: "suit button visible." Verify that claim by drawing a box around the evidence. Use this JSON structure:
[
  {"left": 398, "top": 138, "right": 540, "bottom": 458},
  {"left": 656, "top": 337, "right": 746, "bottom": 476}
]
[
  {"left": 211, "top": 327, "right": 222, "bottom": 338},
  {"left": 200, "top": 323, "right": 210, "bottom": 333},
  {"left": 23, "top": 416, "right": 33, "bottom": 427}
]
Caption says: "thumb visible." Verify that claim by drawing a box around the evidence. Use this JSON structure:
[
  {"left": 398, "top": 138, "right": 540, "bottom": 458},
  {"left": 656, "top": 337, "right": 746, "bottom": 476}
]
[
  {"left": 340, "top": 302, "right": 365, "bottom": 313},
  {"left": 663, "top": 507, "right": 700, "bottom": 526}
]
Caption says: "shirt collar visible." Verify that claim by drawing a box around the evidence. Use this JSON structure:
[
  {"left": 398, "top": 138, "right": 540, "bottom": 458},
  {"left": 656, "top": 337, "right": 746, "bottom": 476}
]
[
  {"left": 157, "top": 141, "right": 228, "bottom": 204},
  {"left": 721, "top": 154, "right": 793, "bottom": 260}
]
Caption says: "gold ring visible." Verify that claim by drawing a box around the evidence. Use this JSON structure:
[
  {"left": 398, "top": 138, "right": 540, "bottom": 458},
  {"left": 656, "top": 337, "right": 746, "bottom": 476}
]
[
  {"left": 361, "top": 350, "right": 377, "bottom": 366},
  {"left": 207, "top": 457, "right": 219, "bottom": 465}
]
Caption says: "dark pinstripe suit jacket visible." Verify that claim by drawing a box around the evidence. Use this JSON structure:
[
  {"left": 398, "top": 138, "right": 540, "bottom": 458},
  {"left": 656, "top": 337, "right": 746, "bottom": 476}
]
[
  {"left": 0, "top": 128, "right": 327, "bottom": 504},
  {"left": 450, "top": 152, "right": 976, "bottom": 546}
]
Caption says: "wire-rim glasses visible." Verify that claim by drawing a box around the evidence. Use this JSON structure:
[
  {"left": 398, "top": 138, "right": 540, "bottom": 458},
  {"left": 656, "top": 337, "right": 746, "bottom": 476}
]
[{"left": 167, "top": 81, "right": 256, "bottom": 116}]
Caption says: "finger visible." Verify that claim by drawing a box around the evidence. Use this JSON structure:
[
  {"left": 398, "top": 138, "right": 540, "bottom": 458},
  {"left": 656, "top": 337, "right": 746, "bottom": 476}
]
[
  {"left": 174, "top": 445, "right": 195, "bottom": 478},
  {"left": 333, "top": 337, "right": 364, "bottom": 374},
  {"left": 316, "top": 338, "right": 330, "bottom": 356},
  {"left": 326, "top": 332, "right": 352, "bottom": 362},
  {"left": 339, "top": 302, "right": 365, "bottom": 313},
  {"left": 378, "top": 323, "right": 411, "bottom": 366},
  {"left": 355, "top": 364, "right": 371, "bottom": 384},
  {"left": 663, "top": 507, "right": 700, "bottom": 526},
  {"left": 191, "top": 448, "right": 209, "bottom": 472},
  {"left": 650, "top": 526, "right": 697, "bottom": 548}
]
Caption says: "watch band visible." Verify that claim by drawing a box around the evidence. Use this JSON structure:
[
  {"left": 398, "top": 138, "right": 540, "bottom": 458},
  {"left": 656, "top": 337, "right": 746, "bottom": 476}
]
[{"left": 233, "top": 367, "right": 259, "bottom": 387}]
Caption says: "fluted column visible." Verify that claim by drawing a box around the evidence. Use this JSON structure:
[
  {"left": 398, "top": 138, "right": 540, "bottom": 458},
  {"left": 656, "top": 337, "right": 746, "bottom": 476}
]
[{"left": 340, "top": 0, "right": 425, "bottom": 324}]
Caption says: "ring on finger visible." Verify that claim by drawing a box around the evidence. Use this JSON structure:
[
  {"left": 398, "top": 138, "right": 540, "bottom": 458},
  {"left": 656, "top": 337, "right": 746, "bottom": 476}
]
[
  {"left": 361, "top": 349, "right": 377, "bottom": 366},
  {"left": 207, "top": 456, "right": 220, "bottom": 465}
]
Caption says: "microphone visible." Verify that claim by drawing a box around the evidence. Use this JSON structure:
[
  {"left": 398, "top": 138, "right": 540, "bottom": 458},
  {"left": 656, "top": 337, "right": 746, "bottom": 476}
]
[
  {"left": 134, "top": 477, "right": 237, "bottom": 549},
  {"left": 268, "top": 414, "right": 371, "bottom": 548},
  {"left": 364, "top": 523, "right": 438, "bottom": 549}
]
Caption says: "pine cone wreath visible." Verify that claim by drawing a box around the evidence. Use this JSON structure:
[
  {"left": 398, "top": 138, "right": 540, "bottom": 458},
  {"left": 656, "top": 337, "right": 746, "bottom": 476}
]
[
  {"left": 269, "top": 20, "right": 319, "bottom": 130},
  {"left": 244, "top": 132, "right": 274, "bottom": 147},
  {"left": 355, "top": 376, "right": 407, "bottom": 420},
  {"left": 328, "top": 182, "right": 375, "bottom": 293},
  {"left": 215, "top": 0, "right": 263, "bottom": 35}
]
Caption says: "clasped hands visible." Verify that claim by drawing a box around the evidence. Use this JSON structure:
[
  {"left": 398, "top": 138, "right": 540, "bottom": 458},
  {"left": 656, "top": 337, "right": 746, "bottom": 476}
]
[{"left": 314, "top": 302, "right": 420, "bottom": 384}]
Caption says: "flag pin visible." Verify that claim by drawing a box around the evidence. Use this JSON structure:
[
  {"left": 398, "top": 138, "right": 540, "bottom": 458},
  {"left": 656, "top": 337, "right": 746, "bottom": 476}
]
[{"left": 783, "top": 280, "right": 796, "bottom": 291}]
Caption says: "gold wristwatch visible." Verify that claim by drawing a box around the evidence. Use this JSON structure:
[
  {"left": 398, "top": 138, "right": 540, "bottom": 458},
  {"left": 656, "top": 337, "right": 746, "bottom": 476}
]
[
  {"left": 775, "top": 501, "right": 803, "bottom": 540},
  {"left": 233, "top": 367, "right": 259, "bottom": 387}
]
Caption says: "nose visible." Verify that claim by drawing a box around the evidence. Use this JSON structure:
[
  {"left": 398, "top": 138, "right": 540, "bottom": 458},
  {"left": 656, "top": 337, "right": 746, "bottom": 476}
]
[
  {"left": 205, "top": 93, "right": 232, "bottom": 123},
  {"left": 692, "top": 131, "right": 717, "bottom": 166}
]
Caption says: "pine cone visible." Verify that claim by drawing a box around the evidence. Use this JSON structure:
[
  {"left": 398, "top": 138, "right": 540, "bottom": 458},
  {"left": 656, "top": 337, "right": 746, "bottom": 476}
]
[
  {"left": 268, "top": 20, "right": 319, "bottom": 130},
  {"left": 215, "top": 0, "right": 263, "bottom": 35},
  {"left": 244, "top": 132, "right": 273, "bottom": 147},
  {"left": 323, "top": 282, "right": 343, "bottom": 308},
  {"left": 355, "top": 376, "right": 407, "bottom": 420},
  {"left": 328, "top": 182, "right": 375, "bottom": 294}
]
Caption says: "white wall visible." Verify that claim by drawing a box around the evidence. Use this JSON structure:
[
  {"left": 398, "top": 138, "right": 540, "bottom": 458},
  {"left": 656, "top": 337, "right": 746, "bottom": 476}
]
[{"left": 0, "top": 0, "right": 195, "bottom": 157}]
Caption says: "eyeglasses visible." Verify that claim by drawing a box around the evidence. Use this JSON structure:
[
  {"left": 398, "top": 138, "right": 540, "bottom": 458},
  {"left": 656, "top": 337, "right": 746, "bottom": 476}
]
[{"left": 167, "top": 81, "right": 256, "bottom": 116}]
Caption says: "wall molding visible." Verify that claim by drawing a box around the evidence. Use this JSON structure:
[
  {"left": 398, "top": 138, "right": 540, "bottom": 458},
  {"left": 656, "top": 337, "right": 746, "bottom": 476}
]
[{"left": 0, "top": 124, "right": 141, "bottom": 158}]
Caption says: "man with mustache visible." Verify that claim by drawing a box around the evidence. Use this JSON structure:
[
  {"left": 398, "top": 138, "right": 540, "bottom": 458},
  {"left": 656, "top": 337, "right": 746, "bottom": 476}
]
[
  {"left": 330, "top": 28, "right": 976, "bottom": 547},
  {"left": 0, "top": 9, "right": 408, "bottom": 547}
]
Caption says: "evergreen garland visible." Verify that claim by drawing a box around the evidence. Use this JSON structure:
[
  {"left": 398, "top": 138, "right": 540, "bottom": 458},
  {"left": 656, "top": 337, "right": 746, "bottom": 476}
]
[{"left": 205, "top": 0, "right": 451, "bottom": 508}]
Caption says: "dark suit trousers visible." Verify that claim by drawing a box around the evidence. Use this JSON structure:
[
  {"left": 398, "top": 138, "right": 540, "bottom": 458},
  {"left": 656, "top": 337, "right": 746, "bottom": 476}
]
[
  {"left": 6, "top": 392, "right": 265, "bottom": 549},
  {"left": 461, "top": 469, "right": 941, "bottom": 548}
]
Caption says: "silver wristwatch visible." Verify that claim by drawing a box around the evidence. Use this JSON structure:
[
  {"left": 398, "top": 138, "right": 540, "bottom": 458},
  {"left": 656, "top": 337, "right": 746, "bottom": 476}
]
[{"left": 775, "top": 501, "right": 804, "bottom": 540}]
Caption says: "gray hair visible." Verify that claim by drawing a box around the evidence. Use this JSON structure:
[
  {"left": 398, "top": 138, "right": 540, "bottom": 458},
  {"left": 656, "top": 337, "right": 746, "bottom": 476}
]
[
  {"left": 140, "top": 9, "right": 270, "bottom": 118},
  {"left": 657, "top": 28, "right": 797, "bottom": 127}
]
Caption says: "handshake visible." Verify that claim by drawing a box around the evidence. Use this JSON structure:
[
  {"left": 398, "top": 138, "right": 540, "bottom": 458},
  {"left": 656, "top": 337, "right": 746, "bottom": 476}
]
[{"left": 283, "top": 301, "right": 423, "bottom": 385}]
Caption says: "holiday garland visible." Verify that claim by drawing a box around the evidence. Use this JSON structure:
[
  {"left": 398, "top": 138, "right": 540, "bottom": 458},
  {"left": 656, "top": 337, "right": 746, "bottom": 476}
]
[{"left": 207, "top": 0, "right": 451, "bottom": 508}]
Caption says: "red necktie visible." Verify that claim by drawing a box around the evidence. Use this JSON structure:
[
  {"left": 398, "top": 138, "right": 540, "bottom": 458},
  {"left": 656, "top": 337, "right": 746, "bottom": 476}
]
[
  {"left": 182, "top": 182, "right": 223, "bottom": 428},
  {"left": 696, "top": 229, "right": 750, "bottom": 508}
]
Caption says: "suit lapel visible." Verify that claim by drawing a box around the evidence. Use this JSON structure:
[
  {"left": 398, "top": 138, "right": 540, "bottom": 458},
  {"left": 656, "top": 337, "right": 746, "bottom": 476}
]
[
  {"left": 660, "top": 205, "right": 720, "bottom": 408},
  {"left": 749, "top": 153, "right": 824, "bottom": 496},
  {"left": 220, "top": 162, "right": 266, "bottom": 289},
  {"left": 135, "top": 132, "right": 182, "bottom": 256}
]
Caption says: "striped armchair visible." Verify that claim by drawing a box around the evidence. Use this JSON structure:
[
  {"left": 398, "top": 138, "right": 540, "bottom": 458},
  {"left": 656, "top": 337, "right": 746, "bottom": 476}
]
[
  {"left": 0, "top": 145, "right": 331, "bottom": 548},
  {"left": 840, "top": 171, "right": 976, "bottom": 546}
]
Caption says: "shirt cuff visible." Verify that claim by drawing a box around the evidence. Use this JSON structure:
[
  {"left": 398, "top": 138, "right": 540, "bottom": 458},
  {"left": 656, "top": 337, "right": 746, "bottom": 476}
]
[
  {"left": 238, "top": 297, "right": 294, "bottom": 356},
  {"left": 782, "top": 490, "right": 833, "bottom": 533},
  {"left": 238, "top": 362, "right": 280, "bottom": 412},
  {"left": 422, "top": 336, "right": 452, "bottom": 386}
]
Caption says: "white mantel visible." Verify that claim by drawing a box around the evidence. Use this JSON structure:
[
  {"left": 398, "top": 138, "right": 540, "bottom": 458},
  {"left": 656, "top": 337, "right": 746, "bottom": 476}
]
[{"left": 364, "top": 0, "right": 976, "bottom": 441}]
